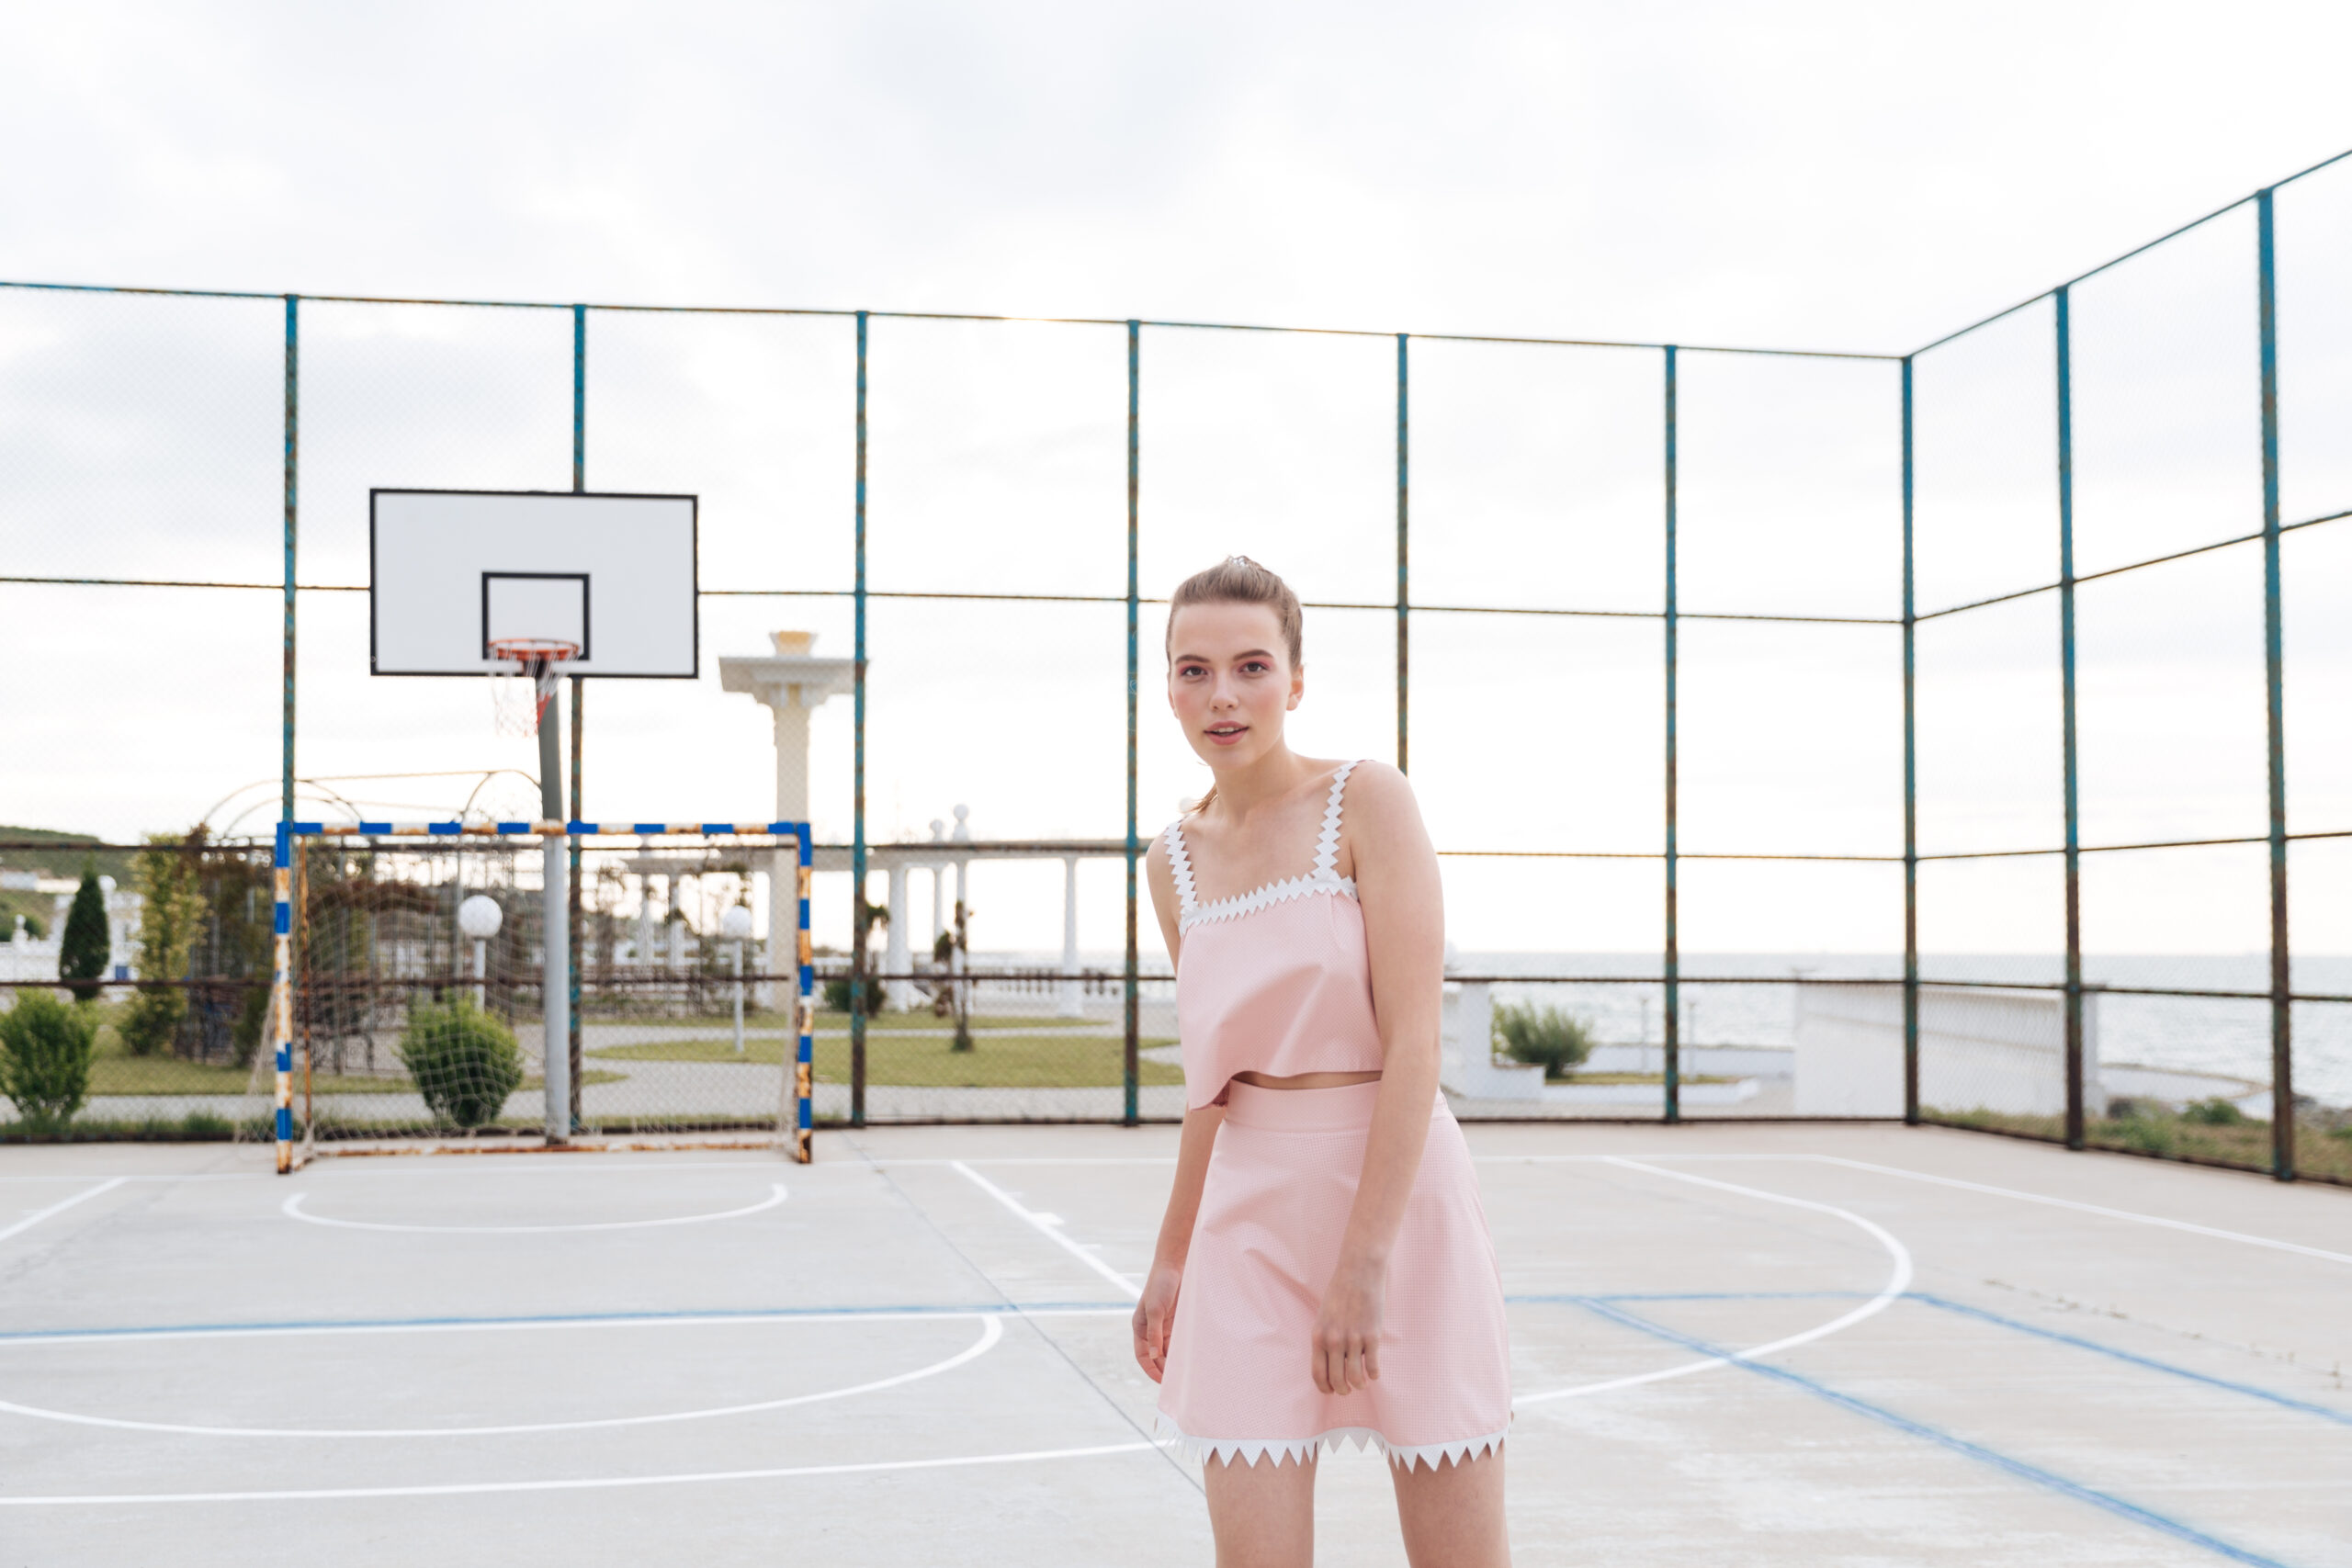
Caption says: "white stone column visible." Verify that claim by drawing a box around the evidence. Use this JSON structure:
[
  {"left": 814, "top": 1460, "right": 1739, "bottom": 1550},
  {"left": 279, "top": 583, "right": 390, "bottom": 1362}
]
[
  {"left": 885, "top": 861, "right": 912, "bottom": 1010},
  {"left": 1057, "top": 855, "right": 1084, "bottom": 1019},
  {"left": 719, "top": 631, "right": 855, "bottom": 1010}
]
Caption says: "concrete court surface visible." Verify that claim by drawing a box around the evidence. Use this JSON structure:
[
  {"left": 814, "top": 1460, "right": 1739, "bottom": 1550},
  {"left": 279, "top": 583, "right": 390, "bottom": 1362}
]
[{"left": 0, "top": 1122, "right": 2345, "bottom": 1567}]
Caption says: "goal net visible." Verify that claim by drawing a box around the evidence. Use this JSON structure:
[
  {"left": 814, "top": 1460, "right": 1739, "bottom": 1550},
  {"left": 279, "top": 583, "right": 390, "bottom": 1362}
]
[{"left": 258, "top": 827, "right": 812, "bottom": 1165}]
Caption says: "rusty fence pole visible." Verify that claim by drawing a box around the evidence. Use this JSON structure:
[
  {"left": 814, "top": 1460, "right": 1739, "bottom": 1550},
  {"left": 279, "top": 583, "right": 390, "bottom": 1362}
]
[
  {"left": 2054, "top": 286, "right": 2085, "bottom": 1152},
  {"left": 2256, "top": 187, "right": 2295, "bottom": 1181}
]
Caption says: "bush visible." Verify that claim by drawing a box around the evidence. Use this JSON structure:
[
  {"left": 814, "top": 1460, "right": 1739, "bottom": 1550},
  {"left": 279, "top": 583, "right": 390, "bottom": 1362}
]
[
  {"left": 58, "top": 864, "right": 110, "bottom": 1002},
  {"left": 821, "top": 976, "right": 886, "bottom": 1015},
  {"left": 2181, "top": 1097, "right": 2250, "bottom": 1126},
  {"left": 0, "top": 990, "right": 99, "bottom": 1132},
  {"left": 1493, "top": 1000, "right": 1595, "bottom": 1080},
  {"left": 398, "top": 999, "right": 526, "bottom": 1129}
]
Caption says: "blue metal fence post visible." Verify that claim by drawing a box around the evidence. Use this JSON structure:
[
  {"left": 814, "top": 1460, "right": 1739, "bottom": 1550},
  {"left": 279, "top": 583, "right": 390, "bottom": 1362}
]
[
  {"left": 2256, "top": 188, "right": 2295, "bottom": 1181},
  {"left": 1662, "top": 344, "right": 1681, "bottom": 1124},
  {"left": 281, "top": 295, "right": 299, "bottom": 829},
  {"left": 1902, "top": 355, "right": 1920, "bottom": 1123},
  {"left": 1124, "top": 320, "right": 1143, "bottom": 1126},
  {"left": 566, "top": 302, "right": 586, "bottom": 1135},
  {"left": 851, "top": 310, "right": 870, "bottom": 1127},
  {"left": 1396, "top": 333, "right": 1410, "bottom": 773},
  {"left": 2055, "top": 286, "right": 2086, "bottom": 1151}
]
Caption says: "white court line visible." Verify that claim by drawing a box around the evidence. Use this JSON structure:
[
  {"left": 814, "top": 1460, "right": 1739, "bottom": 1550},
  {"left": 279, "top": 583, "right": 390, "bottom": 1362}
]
[
  {"left": 280, "top": 1183, "right": 786, "bottom": 1233},
  {"left": 0, "top": 1438, "right": 1165, "bottom": 1506},
  {"left": 1807, "top": 1155, "right": 2352, "bottom": 1266},
  {"left": 1517, "top": 1157, "right": 1914, "bottom": 1404},
  {"left": 0, "top": 1179, "right": 126, "bottom": 1245},
  {"left": 0, "top": 1305, "right": 1128, "bottom": 1349},
  {"left": 950, "top": 1161, "right": 1143, "bottom": 1300},
  {"left": 0, "top": 1315, "right": 1002, "bottom": 1438}
]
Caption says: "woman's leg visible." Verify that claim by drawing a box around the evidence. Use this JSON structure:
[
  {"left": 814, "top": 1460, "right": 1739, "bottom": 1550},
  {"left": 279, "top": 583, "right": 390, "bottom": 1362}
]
[
  {"left": 1390, "top": 1446, "right": 1510, "bottom": 1568},
  {"left": 1204, "top": 1450, "right": 1317, "bottom": 1568}
]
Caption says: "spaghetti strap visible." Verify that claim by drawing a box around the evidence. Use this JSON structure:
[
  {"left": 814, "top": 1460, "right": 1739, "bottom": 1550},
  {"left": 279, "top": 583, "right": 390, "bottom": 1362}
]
[
  {"left": 1165, "top": 820, "right": 1199, "bottom": 919},
  {"left": 1311, "top": 761, "right": 1359, "bottom": 880}
]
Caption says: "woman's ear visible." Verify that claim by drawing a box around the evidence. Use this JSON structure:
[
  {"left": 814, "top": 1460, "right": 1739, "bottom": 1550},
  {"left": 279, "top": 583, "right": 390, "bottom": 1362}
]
[{"left": 1287, "top": 662, "right": 1305, "bottom": 712}]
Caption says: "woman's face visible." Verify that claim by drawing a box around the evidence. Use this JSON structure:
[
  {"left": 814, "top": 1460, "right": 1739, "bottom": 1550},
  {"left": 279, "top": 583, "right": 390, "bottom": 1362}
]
[{"left": 1167, "top": 601, "right": 1302, "bottom": 770}]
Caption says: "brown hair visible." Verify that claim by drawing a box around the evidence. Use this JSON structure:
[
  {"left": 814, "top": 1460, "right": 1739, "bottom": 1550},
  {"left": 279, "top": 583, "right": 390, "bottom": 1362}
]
[
  {"left": 1165, "top": 555, "right": 1304, "bottom": 669},
  {"left": 1166, "top": 557, "right": 1305, "bottom": 816}
]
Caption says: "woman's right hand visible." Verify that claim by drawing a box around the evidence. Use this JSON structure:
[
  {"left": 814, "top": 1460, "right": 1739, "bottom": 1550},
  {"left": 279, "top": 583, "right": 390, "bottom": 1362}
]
[{"left": 1132, "top": 1261, "right": 1182, "bottom": 1383}]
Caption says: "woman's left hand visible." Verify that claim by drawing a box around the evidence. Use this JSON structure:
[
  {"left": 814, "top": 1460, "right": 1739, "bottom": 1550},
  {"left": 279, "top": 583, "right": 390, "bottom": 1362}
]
[{"left": 1311, "top": 1255, "right": 1388, "bottom": 1394}]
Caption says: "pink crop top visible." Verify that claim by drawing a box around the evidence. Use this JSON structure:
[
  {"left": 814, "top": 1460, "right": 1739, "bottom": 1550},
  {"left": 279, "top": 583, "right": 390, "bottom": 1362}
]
[{"left": 1168, "top": 761, "right": 1386, "bottom": 1108}]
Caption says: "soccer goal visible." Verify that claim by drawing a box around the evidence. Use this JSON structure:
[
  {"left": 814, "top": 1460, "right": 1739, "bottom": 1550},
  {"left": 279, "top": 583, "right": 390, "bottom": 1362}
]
[{"left": 266, "top": 822, "right": 816, "bottom": 1171}]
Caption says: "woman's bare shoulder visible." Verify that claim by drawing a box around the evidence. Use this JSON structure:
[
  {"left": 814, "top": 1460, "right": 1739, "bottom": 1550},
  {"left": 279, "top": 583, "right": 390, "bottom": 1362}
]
[{"left": 1337, "top": 759, "right": 1419, "bottom": 819}]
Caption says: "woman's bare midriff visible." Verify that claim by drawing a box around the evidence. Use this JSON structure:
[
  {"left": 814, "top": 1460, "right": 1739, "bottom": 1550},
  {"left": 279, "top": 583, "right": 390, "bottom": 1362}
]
[{"left": 1230, "top": 1070, "right": 1384, "bottom": 1090}]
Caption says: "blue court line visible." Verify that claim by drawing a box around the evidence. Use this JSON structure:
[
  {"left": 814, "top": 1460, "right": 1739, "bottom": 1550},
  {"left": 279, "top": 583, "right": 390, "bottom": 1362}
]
[
  {"left": 1512, "top": 1292, "right": 2352, "bottom": 1429},
  {"left": 1575, "top": 1297, "right": 2302, "bottom": 1568},
  {"left": 1908, "top": 1292, "right": 2352, "bottom": 1429},
  {"left": 0, "top": 1301, "right": 1137, "bottom": 1344}
]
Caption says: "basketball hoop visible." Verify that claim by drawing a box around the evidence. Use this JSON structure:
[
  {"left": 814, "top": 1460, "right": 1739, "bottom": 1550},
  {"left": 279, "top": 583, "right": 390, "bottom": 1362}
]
[{"left": 488, "top": 637, "right": 580, "bottom": 737}]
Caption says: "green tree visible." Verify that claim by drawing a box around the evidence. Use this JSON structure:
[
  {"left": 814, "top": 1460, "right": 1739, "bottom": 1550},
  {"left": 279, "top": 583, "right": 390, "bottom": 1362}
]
[
  {"left": 58, "top": 863, "right": 110, "bottom": 1002},
  {"left": 0, "top": 989, "right": 99, "bottom": 1132},
  {"left": 1493, "top": 1000, "right": 1596, "bottom": 1080},
  {"left": 119, "top": 833, "right": 206, "bottom": 1056}
]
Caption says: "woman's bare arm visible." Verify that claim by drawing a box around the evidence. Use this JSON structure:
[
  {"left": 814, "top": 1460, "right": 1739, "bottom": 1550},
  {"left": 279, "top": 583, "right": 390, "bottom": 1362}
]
[
  {"left": 1133, "top": 829, "right": 1222, "bottom": 1382},
  {"left": 1312, "top": 761, "right": 1445, "bottom": 1396}
]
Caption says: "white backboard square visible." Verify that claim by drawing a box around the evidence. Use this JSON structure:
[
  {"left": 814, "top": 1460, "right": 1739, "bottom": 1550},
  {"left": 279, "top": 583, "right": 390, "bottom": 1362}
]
[{"left": 370, "top": 490, "right": 698, "bottom": 677}]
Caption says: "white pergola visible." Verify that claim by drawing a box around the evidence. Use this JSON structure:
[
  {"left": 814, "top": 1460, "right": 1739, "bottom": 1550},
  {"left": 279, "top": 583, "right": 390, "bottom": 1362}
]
[{"left": 724, "top": 629, "right": 1130, "bottom": 1012}]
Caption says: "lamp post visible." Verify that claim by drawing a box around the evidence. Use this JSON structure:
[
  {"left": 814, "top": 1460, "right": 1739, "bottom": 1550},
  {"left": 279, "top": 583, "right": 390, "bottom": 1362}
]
[
  {"left": 458, "top": 895, "right": 502, "bottom": 1010},
  {"left": 722, "top": 904, "right": 754, "bottom": 1056}
]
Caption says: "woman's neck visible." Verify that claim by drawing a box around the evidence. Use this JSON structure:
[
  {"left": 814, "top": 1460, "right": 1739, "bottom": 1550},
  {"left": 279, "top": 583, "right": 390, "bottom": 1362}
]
[{"left": 1205, "top": 745, "right": 1313, "bottom": 822}]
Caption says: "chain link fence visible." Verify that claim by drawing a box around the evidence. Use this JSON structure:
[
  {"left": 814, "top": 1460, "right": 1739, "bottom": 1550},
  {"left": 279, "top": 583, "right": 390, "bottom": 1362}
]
[{"left": 5, "top": 152, "right": 2351, "bottom": 1179}]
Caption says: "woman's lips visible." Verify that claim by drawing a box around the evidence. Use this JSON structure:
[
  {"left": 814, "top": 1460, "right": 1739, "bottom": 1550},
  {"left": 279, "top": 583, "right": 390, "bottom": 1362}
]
[{"left": 1205, "top": 725, "right": 1248, "bottom": 746}]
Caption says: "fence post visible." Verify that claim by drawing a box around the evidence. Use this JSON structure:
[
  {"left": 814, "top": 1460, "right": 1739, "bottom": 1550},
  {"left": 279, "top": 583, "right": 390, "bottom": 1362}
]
[
  {"left": 2055, "top": 286, "right": 2085, "bottom": 1151},
  {"left": 1662, "top": 344, "right": 1680, "bottom": 1125},
  {"left": 851, "top": 310, "right": 870, "bottom": 1128},
  {"left": 1124, "top": 320, "right": 1142, "bottom": 1126},
  {"left": 567, "top": 301, "right": 586, "bottom": 1135},
  {"left": 2256, "top": 188, "right": 2295, "bottom": 1181},
  {"left": 1902, "top": 355, "right": 1920, "bottom": 1123},
  {"left": 281, "top": 295, "right": 299, "bottom": 829},
  {"left": 1396, "top": 333, "right": 1409, "bottom": 773}
]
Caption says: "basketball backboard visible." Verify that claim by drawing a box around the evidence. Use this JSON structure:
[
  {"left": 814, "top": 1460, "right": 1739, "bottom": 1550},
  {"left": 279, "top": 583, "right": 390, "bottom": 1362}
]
[{"left": 369, "top": 490, "right": 699, "bottom": 677}]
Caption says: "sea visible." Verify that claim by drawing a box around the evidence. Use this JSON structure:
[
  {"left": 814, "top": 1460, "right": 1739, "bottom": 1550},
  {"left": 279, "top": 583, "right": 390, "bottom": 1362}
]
[{"left": 989, "top": 950, "right": 2352, "bottom": 1109}]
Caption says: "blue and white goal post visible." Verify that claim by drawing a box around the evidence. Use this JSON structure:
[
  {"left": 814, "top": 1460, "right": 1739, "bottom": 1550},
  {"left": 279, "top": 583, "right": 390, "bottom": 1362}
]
[{"left": 270, "top": 820, "right": 818, "bottom": 1173}]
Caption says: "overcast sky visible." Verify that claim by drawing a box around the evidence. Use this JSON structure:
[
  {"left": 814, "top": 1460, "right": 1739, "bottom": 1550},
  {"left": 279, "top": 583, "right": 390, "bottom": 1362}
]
[
  {"left": 5, "top": 1, "right": 2349, "bottom": 347},
  {"left": 6, "top": 1, "right": 2349, "bottom": 957}
]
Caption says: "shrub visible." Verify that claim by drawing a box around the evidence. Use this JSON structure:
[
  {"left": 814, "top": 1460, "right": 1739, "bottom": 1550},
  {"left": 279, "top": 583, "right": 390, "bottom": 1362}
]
[
  {"left": 821, "top": 976, "right": 886, "bottom": 1015},
  {"left": 58, "top": 864, "right": 110, "bottom": 1002},
  {"left": 2181, "top": 1097, "right": 2250, "bottom": 1127},
  {"left": 398, "top": 999, "right": 526, "bottom": 1130},
  {"left": 1493, "top": 1000, "right": 1596, "bottom": 1080},
  {"left": 0, "top": 989, "right": 99, "bottom": 1132}
]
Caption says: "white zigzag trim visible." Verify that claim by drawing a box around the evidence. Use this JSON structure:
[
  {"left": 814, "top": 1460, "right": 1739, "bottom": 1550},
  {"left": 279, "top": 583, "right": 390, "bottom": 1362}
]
[
  {"left": 1154, "top": 1410, "right": 1508, "bottom": 1472},
  {"left": 1173, "top": 761, "right": 1362, "bottom": 934},
  {"left": 1177, "top": 873, "right": 1356, "bottom": 934},
  {"left": 1164, "top": 821, "right": 1199, "bottom": 916}
]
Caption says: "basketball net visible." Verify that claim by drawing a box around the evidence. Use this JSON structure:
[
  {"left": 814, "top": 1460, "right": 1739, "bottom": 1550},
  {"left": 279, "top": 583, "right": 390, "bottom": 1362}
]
[{"left": 488, "top": 639, "right": 579, "bottom": 737}]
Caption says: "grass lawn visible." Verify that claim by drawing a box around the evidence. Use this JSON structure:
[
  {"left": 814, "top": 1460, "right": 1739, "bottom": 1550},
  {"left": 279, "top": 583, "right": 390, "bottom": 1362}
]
[
  {"left": 698, "top": 1010, "right": 1102, "bottom": 1033},
  {"left": 593, "top": 1033, "right": 1184, "bottom": 1089},
  {"left": 85, "top": 1037, "right": 621, "bottom": 1097},
  {"left": 1930, "top": 1106, "right": 2352, "bottom": 1183}
]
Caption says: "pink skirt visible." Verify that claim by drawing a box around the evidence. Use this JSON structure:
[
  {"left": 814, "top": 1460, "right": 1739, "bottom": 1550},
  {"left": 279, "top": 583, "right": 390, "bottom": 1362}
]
[{"left": 1156, "top": 1079, "right": 1512, "bottom": 1471}]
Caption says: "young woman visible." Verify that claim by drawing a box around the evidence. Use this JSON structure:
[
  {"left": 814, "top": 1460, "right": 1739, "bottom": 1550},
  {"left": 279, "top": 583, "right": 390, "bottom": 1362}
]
[{"left": 1133, "top": 557, "right": 1512, "bottom": 1567}]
